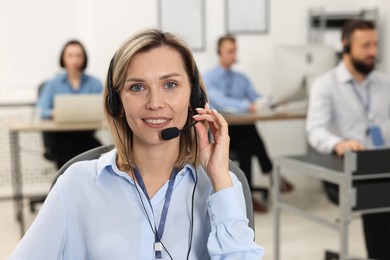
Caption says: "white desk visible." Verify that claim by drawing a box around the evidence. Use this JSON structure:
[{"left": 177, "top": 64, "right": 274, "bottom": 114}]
[{"left": 8, "top": 119, "right": 105, "bottom": 236}]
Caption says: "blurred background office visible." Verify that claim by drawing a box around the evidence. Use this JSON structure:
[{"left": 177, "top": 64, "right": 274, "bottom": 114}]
[{"left": 1, "top": 0, "right": 390, "bottom": 259}]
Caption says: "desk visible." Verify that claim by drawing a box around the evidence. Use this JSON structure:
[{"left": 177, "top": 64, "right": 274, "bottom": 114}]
[
  {"left": 273, "top": 150, "right": 390, "bottom": 260},
  {"left": 223, "top": 111, "right": 306, "bottom": 125},
  {"left": 8, "top": 119, "right": 104, "bottom": 236}
]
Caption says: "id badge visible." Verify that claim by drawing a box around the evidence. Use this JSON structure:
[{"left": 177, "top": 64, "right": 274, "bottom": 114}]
[{"left": 368, "top": 125, "right": 385, "bottom": 147}]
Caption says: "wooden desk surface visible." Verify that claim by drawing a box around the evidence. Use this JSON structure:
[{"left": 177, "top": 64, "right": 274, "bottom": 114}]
[
  {"left": 7, "top": 119, "right": 105, "bottom": 132},
  {"left": 8, "top": 112, "right": 306, "bottom": 131},
  {"left": 223, "top": 111, "right": 306, "bottom": 125}
]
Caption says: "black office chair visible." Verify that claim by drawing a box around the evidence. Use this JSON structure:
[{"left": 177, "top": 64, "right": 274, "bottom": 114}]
[
  {"left": 37, "top": 81, "right": 57, "bottom": 161},
  {"left": 51, "top": 145, "right": 255, "bottom": 230},
  {"left": 29, "top": 81, "right": 55, "bottom": 212},
  {"left": 229, "top": 149, "right": 269, "bottom": 200}
]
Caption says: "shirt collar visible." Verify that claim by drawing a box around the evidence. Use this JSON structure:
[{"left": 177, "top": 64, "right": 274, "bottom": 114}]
[
  {"left": 96, "top": 149, "right": 122, "bottom": 180},
  {"left": 216, "top": 65, "right": 231, "bottom": 75},
  {"left": 336, "top": 61, "right": 354, "bottom": 84},
  {"left": 337, "top": 61, "right": 375, "bottom": 86},
  {"left": 95, "top": 149, "right": 198, "bottom": 182},
  {"left": 60, "top": 72, "right": 87, "bottom": 83},
  {"left": 178, "top": 164, "right": 197, "bottom": 181}
]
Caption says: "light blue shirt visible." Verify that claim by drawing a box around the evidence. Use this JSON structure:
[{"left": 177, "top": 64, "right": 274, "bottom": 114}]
[
  {"left": 9, "top": 149, "right": 264, "bottom": 260},
  {"left": 202, "top": 65, "right": 260, "bottom": 113},
  {"left": 306, "top": 61, "right": 390, "bottom": 153},
  {"left": 37, "top": 73, "right": 103, "bottom": 118}
]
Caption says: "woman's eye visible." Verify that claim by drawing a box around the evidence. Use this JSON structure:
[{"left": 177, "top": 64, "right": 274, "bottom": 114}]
[
  {"left": 130, "top": 84, "right": 144, "bottom": 92},
  {"left": 165, "top": 81, "right": 177, "bottom": 89}
]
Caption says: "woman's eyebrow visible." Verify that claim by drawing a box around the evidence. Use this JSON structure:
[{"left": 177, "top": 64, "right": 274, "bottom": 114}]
[
  {"left": 125, "top": 73, "right": 182, "bottom": 82},
  {"left": 125, "top": 77, "right": 145, "bottom": 83},
  {"left": 159, "top": 73, "right": 182, "bottom": 80}
]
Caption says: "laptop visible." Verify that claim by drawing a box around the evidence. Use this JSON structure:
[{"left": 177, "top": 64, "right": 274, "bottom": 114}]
[{"left": 54, "top": 94, "right": 103, "bottom": 123}]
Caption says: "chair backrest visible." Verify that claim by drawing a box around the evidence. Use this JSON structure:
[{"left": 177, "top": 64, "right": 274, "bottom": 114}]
[
  {"left": 51, "top": 145, "right": 254, "bottom": 230},
  {"left": 228, "top": 159, "right": 255, "bottom": 230},
  {"left": 51, "top": 145, "right": 114, "bottom": 187},
  {"left": 37, "top": 81, "right": 55, "bottom": 161}
]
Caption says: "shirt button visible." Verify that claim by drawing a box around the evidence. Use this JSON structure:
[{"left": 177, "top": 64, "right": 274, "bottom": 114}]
[
  {"left": 208, "top": 201, "right": 212, "bottom": 208},
  {"left": 211, "top": 214, "right": 216, "bottom": 221}
]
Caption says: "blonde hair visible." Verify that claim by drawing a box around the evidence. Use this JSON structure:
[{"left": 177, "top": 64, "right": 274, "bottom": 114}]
[{"left": 103, "top": 28, "right": 208, "bottom": 170}]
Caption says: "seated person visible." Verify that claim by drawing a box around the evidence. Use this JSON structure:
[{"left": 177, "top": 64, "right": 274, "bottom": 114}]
[
  {"left": 306, "top": 20, "right": 390, "bottom": 259},
  {"left": 10, "top": 29, "right": 264, "bottom": 259},
  {"left": 203, "top": 35, "right": 294, "bottom": 212},
  {"left": 38, "top": 40, "right": 103, "bottom": 169}
]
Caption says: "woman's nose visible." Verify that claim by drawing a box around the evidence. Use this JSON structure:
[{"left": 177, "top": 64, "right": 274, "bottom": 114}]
[{"left": 145, "top": 89, "right": 164, "bottom": 110}]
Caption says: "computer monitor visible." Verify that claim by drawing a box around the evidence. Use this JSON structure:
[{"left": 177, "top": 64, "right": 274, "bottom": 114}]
[{"left": 270, "top": 45, "right": 337, "bottom": 107}]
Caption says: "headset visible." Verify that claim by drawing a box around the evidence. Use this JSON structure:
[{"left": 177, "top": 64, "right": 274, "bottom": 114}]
[
  {"left": 341, "top": 20, "right": 375, "bottom": 55},
  {"left": 106, "top": 57, "right": 121, "bottom": 117},
  {"left": 106, "top": 55, "right": 206, "bottom": 118},
  {"left": 343, "top": 44, "right": 351, "bottom": 54}
]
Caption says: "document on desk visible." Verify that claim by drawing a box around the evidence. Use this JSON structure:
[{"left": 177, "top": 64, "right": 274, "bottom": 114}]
[{"left": 269, "top": 100, "right": 307, "bottom": 114}]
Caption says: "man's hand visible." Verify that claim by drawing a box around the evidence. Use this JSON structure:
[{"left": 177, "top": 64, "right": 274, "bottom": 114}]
[
  {"left": 248, "top": 103, "right": 257, "bottom": 113},
  {"left": 334, "top": 140, "right": 365, "bottom": 156}
]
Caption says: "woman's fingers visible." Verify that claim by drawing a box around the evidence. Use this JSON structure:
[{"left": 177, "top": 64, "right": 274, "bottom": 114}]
[
  {"left": 193, "top": 105, "right": 231, "bottom": 191},
  {"left": 195, "top": 106, "right": 221, "bottom": 126},
  {"left": 195, "top": 107, "right": 227, "bottom": 136},
  {"left": 210, "top": 109, "right": 228, "bottom": 134}
]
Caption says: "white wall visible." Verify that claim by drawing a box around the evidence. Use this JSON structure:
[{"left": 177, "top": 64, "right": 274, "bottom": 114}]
[
  {"left": 2, "top": 0, "right": 387, "bottom": 92},
  {"left": 1, "top": 0, "right": 155, "bottom": 92},
  {"left": 379, "top": 0, "right": 390, "bottom": 72},
  {"left": 1, "top": 0, "right": 388, "bottom": 156}
]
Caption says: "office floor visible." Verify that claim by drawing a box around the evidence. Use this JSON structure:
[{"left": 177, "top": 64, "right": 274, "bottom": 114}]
[{"left": 0, "top": 173, "right": 368, "bottom": 259}]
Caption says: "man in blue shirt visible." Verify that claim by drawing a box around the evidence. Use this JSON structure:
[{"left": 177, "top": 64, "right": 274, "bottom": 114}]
[{"left": 203, "top": 35, "right": 294, "bottom": 212}]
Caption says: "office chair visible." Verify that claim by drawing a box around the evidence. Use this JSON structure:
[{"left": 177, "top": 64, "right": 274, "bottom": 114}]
[
  {"left": 51, "top": 145, "right": 255, "bottom": 230},
  {"left": 229, "top": 149, "right": 269, "bottom": 200},
  {"left": 29, "top": 81, "right": 55, "bottom": 212},
  {"left": 37, "top": 81, "right": 57, "bottom": 161}
]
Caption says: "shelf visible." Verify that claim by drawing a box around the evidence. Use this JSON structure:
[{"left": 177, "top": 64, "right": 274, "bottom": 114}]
[
  {"left": 309, "top": 8, "right": 378, "bottom": 28},
  {"left": 308, "top": 8, "right": 378, "bottom": 44}
]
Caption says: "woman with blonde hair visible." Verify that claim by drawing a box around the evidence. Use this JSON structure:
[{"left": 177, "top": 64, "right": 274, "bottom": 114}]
[{"left": 10, "top": 29, "right": 263, "bottom": 259}]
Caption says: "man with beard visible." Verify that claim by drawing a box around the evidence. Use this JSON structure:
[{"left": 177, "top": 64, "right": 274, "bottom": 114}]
[{"left": 306, "top": 20, "right": 390, "bottom": 259}]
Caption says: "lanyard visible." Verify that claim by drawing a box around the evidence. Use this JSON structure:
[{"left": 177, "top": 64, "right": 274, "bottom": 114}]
[
  {"left": 134, "top": 166, "right": 178, "bottom": 259},
  {"left": 350, "top": 80, "right": 372, "bottom": 121}
]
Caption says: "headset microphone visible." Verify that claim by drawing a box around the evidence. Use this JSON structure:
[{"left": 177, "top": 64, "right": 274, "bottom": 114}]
[{"left": 161, "top": 121, "right": 198, "bottom": 141}]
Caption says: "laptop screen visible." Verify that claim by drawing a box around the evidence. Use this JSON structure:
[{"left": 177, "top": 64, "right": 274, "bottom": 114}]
[{"left": 54, "top": 94, "right": 103, "bottom": 123}]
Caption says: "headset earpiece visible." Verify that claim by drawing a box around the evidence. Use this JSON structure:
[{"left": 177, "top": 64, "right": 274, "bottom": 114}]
[
  {"left": 343, "top": 44, "right": 350, "bottom": 54},
  {"left": 107, "top": 57, "right": 120, "bottom": 117},
  {"left": 190, "top": 65, "right": 206, "bottom": 111}
]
